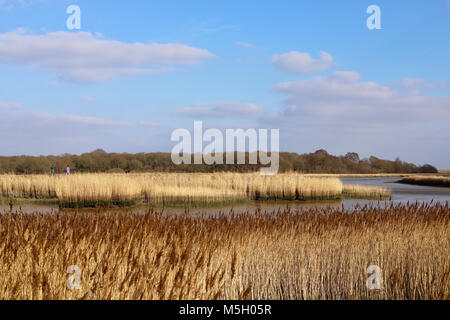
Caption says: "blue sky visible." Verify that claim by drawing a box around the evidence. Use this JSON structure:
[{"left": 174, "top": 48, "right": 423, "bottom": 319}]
[{"left": 0, "top": 0, "right": 449, "bottom": 168}]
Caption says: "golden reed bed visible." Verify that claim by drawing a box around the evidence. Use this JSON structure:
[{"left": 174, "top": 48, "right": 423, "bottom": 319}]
[
  {"left": 0, "top": 202, "right": 448, "bottom": 300},
  {"left": 0, "top": 173, "right": 390, "bottom": 206},
  {"left": 399, "top": 176, "right": 450, "bottom": 188}
]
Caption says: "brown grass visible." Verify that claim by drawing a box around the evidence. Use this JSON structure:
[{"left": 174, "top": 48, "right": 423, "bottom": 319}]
[{"left": 0, "top": 202, "right": 448, "bottom": 300}]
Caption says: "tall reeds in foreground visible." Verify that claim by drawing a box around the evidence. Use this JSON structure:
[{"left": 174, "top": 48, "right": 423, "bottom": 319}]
[{"left": 0, "top": 202, "right": 448, "bottom": 300}]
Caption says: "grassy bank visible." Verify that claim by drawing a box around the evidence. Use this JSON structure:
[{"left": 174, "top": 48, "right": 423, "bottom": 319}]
[
  {"left": 0, "top": 173, "right": 366, "bottom": 208},
  {"left": 399, "top": 176, "right": 450, "bottom": 188},
  {"left": 0, "top": 196, "right": 58, "bottom": 206},
  {"left": 0, "top": 203, "right": 448, "bottom": 300}
]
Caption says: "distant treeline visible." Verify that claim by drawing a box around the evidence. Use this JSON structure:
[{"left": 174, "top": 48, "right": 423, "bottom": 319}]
[{"left": 0, "top": 149, "right": 438, "bottom": 175}]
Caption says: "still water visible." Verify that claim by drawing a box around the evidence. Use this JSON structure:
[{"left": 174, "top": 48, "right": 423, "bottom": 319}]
[
  {"left": 2, "top": 177, "right": 449, "bottom": 214},
  {"left": 181, "top": 177, "right": 450, "bottom": 215}
]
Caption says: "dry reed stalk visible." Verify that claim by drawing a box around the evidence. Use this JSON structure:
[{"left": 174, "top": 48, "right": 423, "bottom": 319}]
[
  {"left": 343, "top": 185, "right": 391, "bottom": 199},
  {"left": 0, "top": 202, "right": 448, "bottom": 300}
]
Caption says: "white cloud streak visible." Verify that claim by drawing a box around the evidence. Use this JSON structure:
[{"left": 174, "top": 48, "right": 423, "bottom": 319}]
[
  {"left": 138, "top": 121, "right": 160, "bottom": 128},
  {"left": 0, "top": 100, "right": 22, "bottom": 108},
  {"left": 173, "top": 101, "right": 265, "bottom": 118},
  {"left": 272, "top": 51, "right": 335, "bottom": 74},
  {"left": 236, "top": 41, "right": 257, "bottom": 49},
  {"left": 400, "top": 77, "right": 448, "bottom": 90}
]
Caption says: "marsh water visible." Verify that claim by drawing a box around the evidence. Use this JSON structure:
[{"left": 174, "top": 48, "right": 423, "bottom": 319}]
[{"left": 2, "top": 177, "right": 449, "bottom": 215}]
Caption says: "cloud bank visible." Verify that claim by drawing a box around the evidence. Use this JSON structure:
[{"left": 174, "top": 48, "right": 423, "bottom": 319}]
[
  {"left": 273, "top": 71, "right": 450, "bottom": 124},
  {"left": 259, "top": 71, "right": 450, "bottom": 167},
  {"left": 0, "top": 30, "right": 214, "bottom": 83},
  {"left": 0, "top": 107, "right": 130, "bottom": 155},
  {"left": 0, "top": 100, "right": 22, "bottom": 108},
  {"left": 400, "top": 78, "right": 448, "bottom": 90}
]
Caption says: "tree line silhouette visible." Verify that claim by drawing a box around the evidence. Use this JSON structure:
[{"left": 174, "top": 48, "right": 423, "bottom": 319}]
[{"left": 0, "top": 149, "right": 438, "bottom": 175}]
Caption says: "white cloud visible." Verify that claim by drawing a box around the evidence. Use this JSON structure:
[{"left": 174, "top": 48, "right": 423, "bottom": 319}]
[
  {"left": 258, "top": 71, "right": 450, "bottom": 168},
  {"left": 0, "top": 107, "right": 127, "bottom": 129},
  {"left": 236, "top": 41, "right": 257, "bottom": 49},
  {"left": 272, "top": 51, "right": 335, "bottom": 74},
  {"left": 330, "top": 71, "right": 361, "bottom": 83},
  {"left": 0, "top": 30, "right": 214, "bottom": 83},
  {"left": 0, "top": 100, "right": 22, "bottom": 108},
  {"left": 273, "top": 71, "right": 450, "bottom": 123},
  {"left": 400, "top": 77, "right": 448, "bottom": 90},
  {"left": 173, "top": 101, "right": 265, "bottom": 118},
  {"left": 57, "top": 113, "right": 127, "bottom": 127}
]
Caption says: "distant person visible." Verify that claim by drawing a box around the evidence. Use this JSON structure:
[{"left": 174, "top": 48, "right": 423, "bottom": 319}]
[
  {"left": 66, "top": 165, "right": 71, "bottom": 176},
  {"left": 51, "top": 165, "right": 55, "bottom": 176}
]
